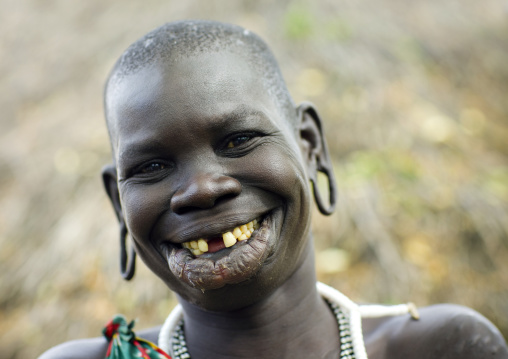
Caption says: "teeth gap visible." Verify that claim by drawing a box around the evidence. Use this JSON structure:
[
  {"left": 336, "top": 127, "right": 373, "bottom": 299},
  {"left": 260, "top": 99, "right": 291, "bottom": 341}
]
[{"left": 181, "top": 217, "right": 263, "bottom": 256}]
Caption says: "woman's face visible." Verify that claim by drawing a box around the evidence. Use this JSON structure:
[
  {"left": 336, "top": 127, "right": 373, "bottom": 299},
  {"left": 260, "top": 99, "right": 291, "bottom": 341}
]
[{"left": 104, "top": 51, "right": 315, "bottom": 310}]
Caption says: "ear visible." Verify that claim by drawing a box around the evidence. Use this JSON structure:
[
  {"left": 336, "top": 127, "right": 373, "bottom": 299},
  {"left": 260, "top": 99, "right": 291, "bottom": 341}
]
[
  {"left": 297, "top": 102, "right": 328, "bottom": 174},
  {"left": 102, "top": 164, "right": 124, "bottom": 224},
  {"left": 297, "top": 102, "right": 337, "bottom": 215}
]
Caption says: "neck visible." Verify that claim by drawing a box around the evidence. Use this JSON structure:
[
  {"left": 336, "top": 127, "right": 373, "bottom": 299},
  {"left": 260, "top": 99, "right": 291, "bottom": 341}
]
[{"left": 177, "top": 245, "right": 340, "bottom": 359}]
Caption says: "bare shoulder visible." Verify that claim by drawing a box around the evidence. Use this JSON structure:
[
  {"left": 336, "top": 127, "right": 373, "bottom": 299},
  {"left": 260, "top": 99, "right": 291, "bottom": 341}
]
[
  {"left": 38, "top": 337, "right": 108, "bottom": 359},
  {"left": 365, "top": 304, "right": 508, "bottom": 359},
  {"left": 38, "top": 326, "right": 161, "bottom": 359}
]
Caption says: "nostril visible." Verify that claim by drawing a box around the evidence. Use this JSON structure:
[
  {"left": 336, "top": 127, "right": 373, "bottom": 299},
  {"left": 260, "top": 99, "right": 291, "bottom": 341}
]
[{"left": 170, "top": 173, "right": 241, "bottom": 214}]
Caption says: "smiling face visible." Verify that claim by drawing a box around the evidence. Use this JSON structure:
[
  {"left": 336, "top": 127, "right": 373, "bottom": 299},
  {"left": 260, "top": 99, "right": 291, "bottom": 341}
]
[{"left": 104, "top": 50, "right": 320, "bottom": 310}]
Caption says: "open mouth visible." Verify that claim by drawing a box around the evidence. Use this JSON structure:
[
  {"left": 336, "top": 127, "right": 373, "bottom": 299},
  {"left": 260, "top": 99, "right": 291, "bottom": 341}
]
[
  {"left": 163, "top": 211, "right": 278, "bottom": 291},
  {"left": 181, "top": 218, "right": 261, "bottom": 257}
]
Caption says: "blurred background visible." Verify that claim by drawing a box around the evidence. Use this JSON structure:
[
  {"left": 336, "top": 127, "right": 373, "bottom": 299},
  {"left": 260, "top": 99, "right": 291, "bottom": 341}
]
[{"left": 1, "top": 0, "right": 507, "bottom": 357}]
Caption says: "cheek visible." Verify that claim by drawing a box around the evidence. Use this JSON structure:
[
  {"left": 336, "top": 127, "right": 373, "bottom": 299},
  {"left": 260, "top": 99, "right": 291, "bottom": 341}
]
[
  {"left": 120, "top": 184, "right": 167, "bottom": 240},
  {"left": 241, "top": 143, "right": 312, "bottom": 238},
  {"left": 243, "top": 143, "right": 309, "bottom": 200}
]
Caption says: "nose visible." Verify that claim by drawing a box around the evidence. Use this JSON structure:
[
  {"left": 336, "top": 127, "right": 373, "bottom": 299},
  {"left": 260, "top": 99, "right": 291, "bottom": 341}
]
[{"left": 170, "top": 172, "right": 242, "bottom": 214}]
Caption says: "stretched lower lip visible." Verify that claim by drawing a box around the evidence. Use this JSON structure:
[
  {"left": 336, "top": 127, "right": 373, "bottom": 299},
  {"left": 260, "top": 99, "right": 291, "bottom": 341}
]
[{"left": 163, "top": 212, "right": 276, "bottom": 291}]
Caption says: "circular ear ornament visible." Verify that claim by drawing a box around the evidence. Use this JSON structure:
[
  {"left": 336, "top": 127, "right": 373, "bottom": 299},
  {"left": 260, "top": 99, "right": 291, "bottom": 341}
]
[
  {"left": 119, "top": 223, "right": 136, "bottom": 280},
  {"left": 311, "top": 165, "right": 337, "bottom": 216}
]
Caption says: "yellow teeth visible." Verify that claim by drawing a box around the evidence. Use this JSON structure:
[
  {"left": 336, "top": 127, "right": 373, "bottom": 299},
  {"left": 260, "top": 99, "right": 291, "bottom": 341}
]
[
  {"left": 197, "top": 239, "right": 208, "bottom": 252},
  {"left": 192, "top": 248, "right": 203, "bottom": 256},
  {"left": 222, "top": 232, "right": 236, "bottom": 247},
  {"left": 182, "top": 218, "right": 261, "bottom": 255},
  {"left": 232, "top": 227, "right": 242, "bottom": 238}
]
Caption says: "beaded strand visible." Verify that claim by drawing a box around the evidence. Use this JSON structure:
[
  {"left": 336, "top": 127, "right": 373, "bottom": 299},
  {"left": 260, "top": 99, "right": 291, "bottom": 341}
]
[
  {"left": 171, "top": 320, "right": 190, "bottom": 359},
  {"left": 326, "top": 299, "right": 356, "bottom": 359}
]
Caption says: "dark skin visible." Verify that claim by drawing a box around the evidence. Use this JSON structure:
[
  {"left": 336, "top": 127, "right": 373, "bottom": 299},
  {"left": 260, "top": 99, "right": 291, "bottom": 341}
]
[{"left": 39, "top": 48, "right": 508, "bottom": 359}]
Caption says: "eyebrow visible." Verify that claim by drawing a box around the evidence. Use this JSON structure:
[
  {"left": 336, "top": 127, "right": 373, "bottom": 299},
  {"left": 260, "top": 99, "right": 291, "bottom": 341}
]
[{"left": 206, "top": 106, "right": 270, "bottom": 132}]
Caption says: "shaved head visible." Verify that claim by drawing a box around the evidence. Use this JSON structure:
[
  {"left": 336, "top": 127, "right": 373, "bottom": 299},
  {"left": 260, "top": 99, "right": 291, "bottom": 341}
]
[{"left": 105, "top": 20, "right": 296, "bottom": 144}]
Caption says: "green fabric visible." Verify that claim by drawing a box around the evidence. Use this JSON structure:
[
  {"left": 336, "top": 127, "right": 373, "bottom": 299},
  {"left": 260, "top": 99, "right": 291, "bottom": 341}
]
[{"left": 103, "top": 314, "right": 171, "bottom": 359}]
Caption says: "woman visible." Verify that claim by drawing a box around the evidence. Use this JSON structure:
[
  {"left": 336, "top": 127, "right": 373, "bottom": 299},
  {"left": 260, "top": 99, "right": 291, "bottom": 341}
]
[{"left": 40, "top": 20, "right": 508, "bottom": 359}]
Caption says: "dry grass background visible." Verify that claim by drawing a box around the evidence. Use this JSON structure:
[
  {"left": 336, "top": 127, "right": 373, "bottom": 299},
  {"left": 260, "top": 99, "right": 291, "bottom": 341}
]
[{"left": 1, "top": 0, "right": 507, "bottom": 358}]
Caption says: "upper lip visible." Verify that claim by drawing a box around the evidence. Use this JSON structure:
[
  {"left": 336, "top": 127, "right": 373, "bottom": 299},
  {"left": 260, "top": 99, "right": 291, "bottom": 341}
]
[
  {"left": 158, "top": 208, "right": 272, "bottom": 246},
  {"left": 154, "top": 189, "right": 282, "bottom": 247}
]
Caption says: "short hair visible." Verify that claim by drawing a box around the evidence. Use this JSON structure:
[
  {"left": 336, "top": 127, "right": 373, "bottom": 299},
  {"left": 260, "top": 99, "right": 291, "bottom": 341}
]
[{"left": 105, "top": 20, "right": 296, "bottom": 137}]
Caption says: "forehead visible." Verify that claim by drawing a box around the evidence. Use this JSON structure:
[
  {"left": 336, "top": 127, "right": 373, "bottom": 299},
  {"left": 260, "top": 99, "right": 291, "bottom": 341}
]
[{"left": 106, "top": 50, "right": 290, "bottom": 152}]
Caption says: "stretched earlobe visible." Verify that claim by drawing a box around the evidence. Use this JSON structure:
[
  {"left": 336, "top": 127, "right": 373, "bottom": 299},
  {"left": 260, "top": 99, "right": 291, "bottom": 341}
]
[
  {"left": 297, "top": 102, "right": 337, "bottom": 216},
  {"left": 119, "top": 221, "right": 136, "bottom": 280},
  {"left": 102, "top": 164, "right": 136, "bottom": 280},
  {"left": 310, "top": 168, "right": 336, "bottom": 216}
]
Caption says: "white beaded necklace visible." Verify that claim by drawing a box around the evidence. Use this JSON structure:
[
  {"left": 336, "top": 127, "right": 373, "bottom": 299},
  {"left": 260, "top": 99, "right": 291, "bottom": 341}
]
[{"left": 158, "top": 282, "right": 419, "bottom": 359}]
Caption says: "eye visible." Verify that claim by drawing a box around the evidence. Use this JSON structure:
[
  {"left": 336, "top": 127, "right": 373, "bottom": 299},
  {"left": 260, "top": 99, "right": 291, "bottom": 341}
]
[
  {"left": 140, "top": 162, "right": 166, "bottom": 174},
  {"left": 227, "top": 135, "right": 252, "bottom": 149}
]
